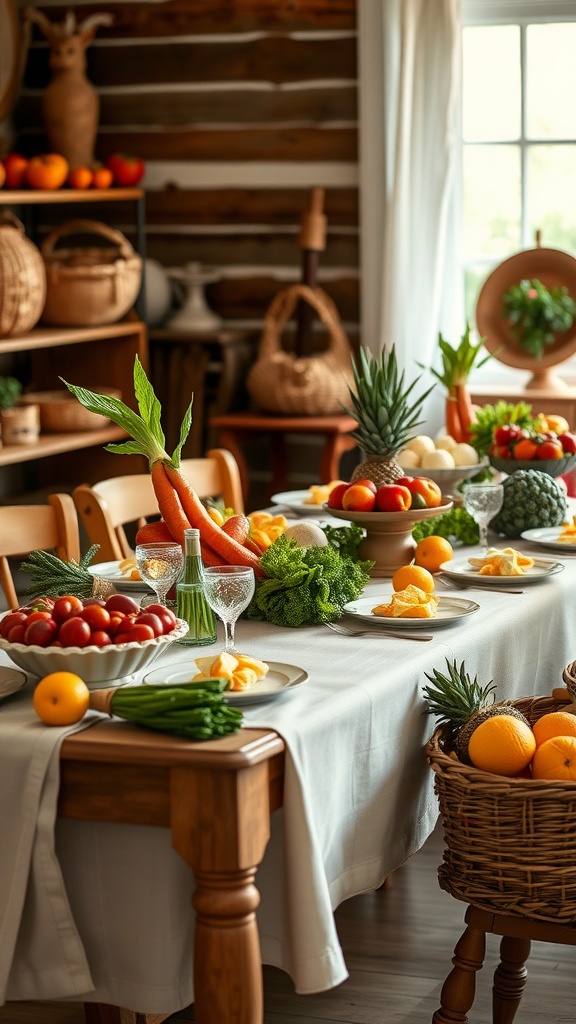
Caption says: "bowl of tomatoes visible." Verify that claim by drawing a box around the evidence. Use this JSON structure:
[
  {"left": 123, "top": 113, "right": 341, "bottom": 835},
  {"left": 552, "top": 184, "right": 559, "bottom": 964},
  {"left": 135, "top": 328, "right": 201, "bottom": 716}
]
[
  {"left": 0, "top": 593, "right": 189, "bottom": 688},
  {"left": 489, "top": 454, "right": 576, "bottom": 478},
  {"left": 489, "top": 423, "right": 576, "bottom": 478}
]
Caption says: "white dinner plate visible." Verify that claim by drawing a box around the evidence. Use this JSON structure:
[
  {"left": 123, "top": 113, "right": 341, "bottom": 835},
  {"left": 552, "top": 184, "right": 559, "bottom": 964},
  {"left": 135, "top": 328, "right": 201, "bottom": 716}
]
[
  {"left": 88, "top": 561, "right": 152, "bottom": 592},
  {"left": 439, "top": 554, "right": 564, "bottom": 585},
  {"left": 270, "top": 490, "right": 332, "bottom": 515},
  {"left": 143, "top": 661, "right": 309, "bottom": 706},
  {"left": 343, "top": 594, "right": 479, "bottom": 629},
  {"left": 520, "top": 527, "right": 576, "bottom": 553},
  {"left": 0, "top": 668, "right": 27, "bottom": 701}
]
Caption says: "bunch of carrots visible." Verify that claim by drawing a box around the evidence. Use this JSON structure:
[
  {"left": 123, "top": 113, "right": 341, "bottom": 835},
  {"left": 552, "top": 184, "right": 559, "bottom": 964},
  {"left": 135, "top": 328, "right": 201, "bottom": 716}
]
[
  {"left": 424, "top": 324, "right": 493, "bottom": 444},
  {"left": 63, "top": 359, "right": 265, "bottom": 576}
]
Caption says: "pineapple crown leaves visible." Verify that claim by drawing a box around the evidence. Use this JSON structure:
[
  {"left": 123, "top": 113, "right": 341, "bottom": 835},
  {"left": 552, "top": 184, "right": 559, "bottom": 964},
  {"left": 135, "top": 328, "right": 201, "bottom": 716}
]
[
  {"left": 422, "top": 658, "right": 496, "bottom": 727},
  {"left": 60, "top": 356, "right": 193, "bottom": 469},
  {"left": 341, "top": 346, "right": 435, "bottom": 455}
]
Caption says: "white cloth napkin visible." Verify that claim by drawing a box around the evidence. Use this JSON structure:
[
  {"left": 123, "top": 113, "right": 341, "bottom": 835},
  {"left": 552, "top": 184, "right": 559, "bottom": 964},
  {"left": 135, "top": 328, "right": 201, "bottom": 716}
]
[{"left": 0, "top": 684, "right": 98, "bottom": 1002}]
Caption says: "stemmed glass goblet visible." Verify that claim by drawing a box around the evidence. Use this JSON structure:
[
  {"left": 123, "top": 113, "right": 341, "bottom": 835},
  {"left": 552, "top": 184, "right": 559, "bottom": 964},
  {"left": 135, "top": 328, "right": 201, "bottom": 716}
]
[
  {"left": 202, "top": 565, "right": 255, "bottom": 653},
  {"left": 462, "top": 481, "right": 504, "bottom": 551},
  {"left": 135, "top": 541, "right": 184, "bottom": 608}
]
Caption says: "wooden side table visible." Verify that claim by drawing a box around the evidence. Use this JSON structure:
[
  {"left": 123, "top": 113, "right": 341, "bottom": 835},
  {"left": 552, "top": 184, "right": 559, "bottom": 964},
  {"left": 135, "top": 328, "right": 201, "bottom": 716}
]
[
  {"left": 149, "top": 328, "right": 257, "bottom": 455},
  {"left": 470, "top": 384, "right": 576, "bottom": 425},
  {"left": 209, "top": 410, "right": 358, "bottom": 501}
]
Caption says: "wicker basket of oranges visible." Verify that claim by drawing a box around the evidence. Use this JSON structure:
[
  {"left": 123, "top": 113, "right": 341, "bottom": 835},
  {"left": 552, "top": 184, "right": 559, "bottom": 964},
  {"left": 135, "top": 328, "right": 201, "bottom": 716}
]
[{"left": 426, "top": 688, "right": 576, "bottom": 925}]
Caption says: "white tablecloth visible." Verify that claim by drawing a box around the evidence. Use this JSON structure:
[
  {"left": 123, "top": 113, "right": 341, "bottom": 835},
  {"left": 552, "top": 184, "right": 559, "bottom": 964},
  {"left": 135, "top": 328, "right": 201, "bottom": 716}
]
[{"left": 1, "top": 535, "right": 575, "bottom": 1013}]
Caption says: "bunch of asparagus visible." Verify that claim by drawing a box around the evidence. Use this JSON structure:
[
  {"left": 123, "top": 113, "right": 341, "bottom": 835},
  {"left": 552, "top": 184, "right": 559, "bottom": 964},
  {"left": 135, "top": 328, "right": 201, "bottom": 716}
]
[{"left": 90, "top": 678, "right": 243, "bottom": 741}]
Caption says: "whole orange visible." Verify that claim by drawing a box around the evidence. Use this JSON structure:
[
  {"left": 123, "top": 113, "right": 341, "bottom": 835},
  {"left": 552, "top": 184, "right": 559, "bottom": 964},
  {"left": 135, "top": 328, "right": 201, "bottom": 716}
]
[
  {"left": 25, "top": 153, "right": 69, "bottom": 190},
  {"left": 532, "top": 711, "right": 576, "bottom": 747},
  {"left": 414, "top": 535, "right": 453, "bottom": 573},
  {"left": 33, "top": 671, "right": 90, "bottom": 726},
  {"left": 68, "top": 166, "right": 93, "bottom": 189},
  {"left": 391, "top": 564, "right": 435, "bottom": 594},
  {"left": 531, "top": 735, "right": 576, "bottom": 781},
  {"left": 467, "top": 714, "right": 536, "bottom": 776}
]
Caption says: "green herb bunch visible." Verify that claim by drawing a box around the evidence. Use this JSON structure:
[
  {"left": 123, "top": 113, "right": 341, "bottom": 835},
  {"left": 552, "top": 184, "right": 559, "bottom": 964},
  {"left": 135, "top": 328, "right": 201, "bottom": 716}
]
[
  {"left": 502, "top": 278, "right": 576, "bottom": 358},
  {"left": 247, "top": 534, "right": 373, "bottom": 628},
  {"left": 412, "top": 507, "right": 479, "bottom": 546}
]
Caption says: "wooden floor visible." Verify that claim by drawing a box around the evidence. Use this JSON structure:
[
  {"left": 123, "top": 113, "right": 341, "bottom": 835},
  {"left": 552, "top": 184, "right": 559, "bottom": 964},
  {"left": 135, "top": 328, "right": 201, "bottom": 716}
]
[{"left": 1, "top": 824, "right": 574, "bottom": 1024}]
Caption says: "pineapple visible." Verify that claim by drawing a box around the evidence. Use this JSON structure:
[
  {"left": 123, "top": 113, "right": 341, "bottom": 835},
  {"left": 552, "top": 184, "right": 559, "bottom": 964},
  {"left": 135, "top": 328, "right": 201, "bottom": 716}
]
[
  {"left": 343, "top": 346, "right": 433, "bottom": 488},
  {"left": 422, "top": 658, "right": 530, "bottom": 764}
]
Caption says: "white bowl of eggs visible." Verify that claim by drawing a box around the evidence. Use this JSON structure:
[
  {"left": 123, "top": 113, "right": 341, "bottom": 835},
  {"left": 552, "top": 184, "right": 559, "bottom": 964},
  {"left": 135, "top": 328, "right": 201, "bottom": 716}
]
[{"left": 397, "top": 434, "right": 488, "bottom": 492}]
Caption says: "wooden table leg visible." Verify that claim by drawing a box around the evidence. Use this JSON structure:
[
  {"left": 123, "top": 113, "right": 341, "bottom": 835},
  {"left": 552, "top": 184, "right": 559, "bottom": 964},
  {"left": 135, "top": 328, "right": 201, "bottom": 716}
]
[
  {"left": 170, "top": 760, "right": 273, "bottom": 1024},
  {"left": 319, "top": 433, "right": 356, "bottom": 483},
  {"left": 432, "top": 922, "right": 486, "bottom": 1024},
  {"left": 492, "top": 935, "right": 531, "bottom": 1024}
]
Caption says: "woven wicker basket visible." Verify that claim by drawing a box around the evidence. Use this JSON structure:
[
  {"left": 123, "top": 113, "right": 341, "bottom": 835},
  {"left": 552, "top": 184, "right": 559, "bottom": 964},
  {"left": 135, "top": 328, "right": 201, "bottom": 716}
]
[
  {"left": 426, "top": 689, "right": 576, "bottom": 925},
  {"left": 0, "top": 212, "right": 46, "bottom": 338},
  {"left": 20, "top": 387, "right": 121, "bottom": 432},
  {"left": 40, "top": 219, "right": 142, "bottom": 327}
]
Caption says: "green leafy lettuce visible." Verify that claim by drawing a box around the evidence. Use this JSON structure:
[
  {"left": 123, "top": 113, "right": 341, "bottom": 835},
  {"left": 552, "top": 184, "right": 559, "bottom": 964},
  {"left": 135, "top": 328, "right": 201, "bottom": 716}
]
[{"left": 247, "top": 534, "right": 373, "bottom": 627}]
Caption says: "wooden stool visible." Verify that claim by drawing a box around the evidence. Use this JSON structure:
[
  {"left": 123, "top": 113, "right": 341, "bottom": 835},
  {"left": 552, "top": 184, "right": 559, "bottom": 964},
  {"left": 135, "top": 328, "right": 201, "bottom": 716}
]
[
  {"left": 433, "top": 902, "right": 576, "bottom": 1024},
  {"left": 209, "top": 411, "right": 358, "bottom": 501}
]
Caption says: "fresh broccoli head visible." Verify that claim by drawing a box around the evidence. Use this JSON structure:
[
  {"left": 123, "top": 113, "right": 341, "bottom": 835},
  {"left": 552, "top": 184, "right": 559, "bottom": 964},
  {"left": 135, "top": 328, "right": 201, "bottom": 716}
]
[{"left": 489, "top": 469, "right": 568, "bottom": 538}]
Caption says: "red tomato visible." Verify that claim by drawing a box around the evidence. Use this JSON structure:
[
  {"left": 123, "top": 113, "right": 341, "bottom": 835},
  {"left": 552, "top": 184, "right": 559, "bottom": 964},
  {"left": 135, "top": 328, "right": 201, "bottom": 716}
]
[
  {"left": 558, "top": 432, "right": 576, "bottom": 455},
  {"left": 107, "top": 613, "right": 127, "bottom": 636},
  {"left": 494, "top": 424, "right": 526, "bottom": 446},
  {"left": 90, "top": 630, "right": 113, "bottom": 647},
  {"left": 0, "top": 611, "right": 28, "bottom": 639},
  {"left": 24, "top": 618, "right": 58, "bottom": 647},
  {"left": 135, "top": 612, "right": 164, "bottom": 637},
  {"left": 25, "top": 610, "right": 53, "bottom": 623},
  {"left": 105, "top": 594, "right": 140, "bottom": 615},
  {"left": 7, "top": 624, "right": 27, "bottom": 643},
  {"left": 58, "top": 616, "right": 92, "bottom": 648},
  {"left": 114, "top": 623, "right": 155, "bottom": 644},
  {"left": 83, "top": 597, "right": 106, "bottom": 607},
  {"left": 105, "top": 153, "right": 145, "bottom": 186},
  {"left": 53, "top": 596, "right": 85, "bottom": 623},
  {"left": 143, "top": 604, "right": 177, "bottom": 633},
  {"left": 81, "top": 604, "right": 111, "bottom": 630}
]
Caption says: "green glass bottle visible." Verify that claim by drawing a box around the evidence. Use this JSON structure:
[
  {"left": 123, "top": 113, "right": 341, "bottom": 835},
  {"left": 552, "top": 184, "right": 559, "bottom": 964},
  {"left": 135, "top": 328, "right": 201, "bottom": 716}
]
[{"left": 176, "top": 528, "right": 217, "bottom": 646}]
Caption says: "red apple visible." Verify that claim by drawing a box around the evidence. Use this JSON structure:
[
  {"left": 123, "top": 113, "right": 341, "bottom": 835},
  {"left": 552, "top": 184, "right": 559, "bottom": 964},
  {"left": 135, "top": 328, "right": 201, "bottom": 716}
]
[
  {"left": 327, "top": 482, "right": 350, "bottom": 510},
  {"left": 342, "top": 483, "right": 377, "bottom": 512},
  {"left": 376, "top": 484, "right": 412, "bottom": 512},
  {"left": 351, "top": 477, "right": 377, "bottom": 494}
]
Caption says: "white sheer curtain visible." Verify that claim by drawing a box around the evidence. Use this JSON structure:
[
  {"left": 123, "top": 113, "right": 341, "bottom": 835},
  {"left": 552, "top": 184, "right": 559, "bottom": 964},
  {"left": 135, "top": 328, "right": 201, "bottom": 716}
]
[{"left": 357, "top": 0, "right": 463, "bottom": 432}]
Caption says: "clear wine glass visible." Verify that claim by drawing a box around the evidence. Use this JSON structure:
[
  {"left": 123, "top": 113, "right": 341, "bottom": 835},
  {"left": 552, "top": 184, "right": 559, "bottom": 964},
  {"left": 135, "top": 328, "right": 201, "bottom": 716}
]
[
  {"left": 202, "top": 565, "right": 255, "bottom": 653},
  {"left": 135, "top": 541, "right": 184, "bottom": 608},
  {"left": 462, "top": 481, "right": 504, "bottom": 550}
]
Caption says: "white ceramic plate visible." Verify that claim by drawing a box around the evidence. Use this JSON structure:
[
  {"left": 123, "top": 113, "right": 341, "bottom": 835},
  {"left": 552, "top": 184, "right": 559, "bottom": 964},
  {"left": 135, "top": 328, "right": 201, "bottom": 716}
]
[
  {"left": 271, "top": 490, "right": 331, "bottom": 515},
  {"left": 143, "top": 661, "right": 309, "bottom": 706},
  {"left": 343, "top": 594, "right": 479, "bottom": 629},
  {"left": 520, "top": 528, "right": 576, "bottom": 553},
  {"left": 0, "top": 668, "right": 26, "bottom": 700},
  {"left": 88, "top": 561, "right": 152, "bottom": 592},
  {"left": 439, "top": 554, "right": 564, "bottom": 585}
]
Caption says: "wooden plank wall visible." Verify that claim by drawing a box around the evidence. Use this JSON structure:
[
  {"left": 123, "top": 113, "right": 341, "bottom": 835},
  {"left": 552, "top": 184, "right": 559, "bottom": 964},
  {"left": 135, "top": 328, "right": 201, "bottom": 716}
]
[{"left": 14, "top": 0, "right": 360, "bottom": 338}]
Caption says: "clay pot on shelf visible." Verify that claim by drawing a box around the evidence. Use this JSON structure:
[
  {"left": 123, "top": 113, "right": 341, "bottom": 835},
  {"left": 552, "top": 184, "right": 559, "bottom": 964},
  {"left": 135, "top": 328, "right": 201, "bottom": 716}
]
[{"left": 0, "top": 403, "right": 40, "bottom": 446}]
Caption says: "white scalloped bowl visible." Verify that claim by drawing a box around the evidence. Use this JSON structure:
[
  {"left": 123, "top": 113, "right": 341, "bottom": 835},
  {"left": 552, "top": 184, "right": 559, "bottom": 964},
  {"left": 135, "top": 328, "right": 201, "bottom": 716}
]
[
  {"left": 0, "top": 617, "right": 189, "bottom": 689},
  {"left": 410, "top": 460, "right": 489, "bottom": 492}
]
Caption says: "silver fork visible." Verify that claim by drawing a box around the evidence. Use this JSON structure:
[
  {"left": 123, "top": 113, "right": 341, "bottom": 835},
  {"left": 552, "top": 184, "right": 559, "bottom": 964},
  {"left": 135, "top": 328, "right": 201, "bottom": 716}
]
[
  {"left": 326, "top": 621, "right": 433, "bottom": 642},
  {"left": 436, "top": 574, "right": 524, "bottom": 595}
]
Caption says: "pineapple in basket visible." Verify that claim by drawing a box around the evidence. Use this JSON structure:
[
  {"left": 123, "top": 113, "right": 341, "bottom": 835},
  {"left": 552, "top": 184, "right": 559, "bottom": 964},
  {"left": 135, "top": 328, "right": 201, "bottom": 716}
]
[
  {"left": 343, "top": 346, "right": 434, "bottom": 488},
  {"left": 422, "top": 658, "right": 535, "bottom": 775}
]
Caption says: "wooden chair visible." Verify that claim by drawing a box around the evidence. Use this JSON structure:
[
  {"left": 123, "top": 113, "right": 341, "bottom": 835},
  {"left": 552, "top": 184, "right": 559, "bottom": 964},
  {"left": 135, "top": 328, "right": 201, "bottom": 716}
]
[
  {"left": 72, "top": 448, "right": 244, "bottom": 562},
  {"left": 0, "top": 493, "right": 80, "bottom": 610}
]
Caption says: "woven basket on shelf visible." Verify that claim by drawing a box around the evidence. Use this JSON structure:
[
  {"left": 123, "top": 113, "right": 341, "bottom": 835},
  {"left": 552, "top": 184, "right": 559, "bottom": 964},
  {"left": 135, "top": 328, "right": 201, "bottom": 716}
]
[
  {"left": 40, "top": 219, "right": 142, "bottom": 327},
  {"left": 426, "top": 689, "right": 576, "bottom": 925},
  {"left": 20, "top": 387, "right": 121, "bottom": 432},
  {"left": 0, "top": 213, "right": 46, "bottom": 338}
]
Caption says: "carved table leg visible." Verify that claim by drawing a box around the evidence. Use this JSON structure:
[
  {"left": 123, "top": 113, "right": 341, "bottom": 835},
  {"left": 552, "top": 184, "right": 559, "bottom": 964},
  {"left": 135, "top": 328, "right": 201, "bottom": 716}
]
[
  {"left": 433, "top": 922, "right": 486, "bottom": 1024},
  {"left": 492, "top": 935, "right": 531, "bottom": 1024},
  {"left": 170, "top": 760, "right": 273, "bottom": 1024}
]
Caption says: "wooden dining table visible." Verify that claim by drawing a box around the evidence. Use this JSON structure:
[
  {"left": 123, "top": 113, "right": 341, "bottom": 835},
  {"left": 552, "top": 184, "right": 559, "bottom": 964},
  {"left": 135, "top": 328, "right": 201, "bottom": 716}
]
[{"left": 2, "top": 527, "right": 576, "bottom": 1024}]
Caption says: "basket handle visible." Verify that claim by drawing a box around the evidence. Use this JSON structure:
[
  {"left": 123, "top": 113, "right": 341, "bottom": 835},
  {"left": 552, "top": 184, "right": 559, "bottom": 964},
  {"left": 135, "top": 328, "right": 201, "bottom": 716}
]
[
  {"left": 41, "top": 219, "right": 136, "bottom": 259},
  {"left": 259, "top": 284, "right": 351, "bottom": 361},
  {"left": 0, "top": 211, "right": 26, "bottom": 233}
]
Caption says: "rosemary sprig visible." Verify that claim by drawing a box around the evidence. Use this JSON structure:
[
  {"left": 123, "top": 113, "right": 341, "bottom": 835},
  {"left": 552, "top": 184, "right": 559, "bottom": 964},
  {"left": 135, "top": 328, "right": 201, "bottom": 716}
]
[{"left": 19, "top": 544, "right": 113, "bottom": 599}]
